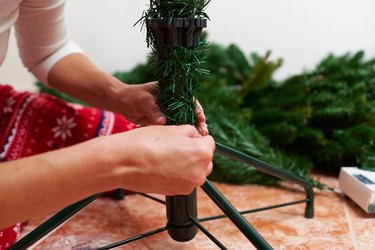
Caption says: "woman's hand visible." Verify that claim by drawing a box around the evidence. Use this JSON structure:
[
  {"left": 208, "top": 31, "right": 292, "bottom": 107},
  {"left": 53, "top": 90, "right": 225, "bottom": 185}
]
[
  {"left": 103, "top": 125, "right": 214, "bottom": 195},
  {"left": 112, "top": 82, "right": 209, "bottom": 135},
  {"left": 111, "top": 81, "right": 166, "bottom": 126}
]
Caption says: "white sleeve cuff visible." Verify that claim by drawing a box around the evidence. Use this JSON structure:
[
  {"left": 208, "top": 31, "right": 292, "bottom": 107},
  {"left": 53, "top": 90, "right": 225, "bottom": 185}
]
[{"left": 31, "top": 40, "right": 83, "bottom": 87}]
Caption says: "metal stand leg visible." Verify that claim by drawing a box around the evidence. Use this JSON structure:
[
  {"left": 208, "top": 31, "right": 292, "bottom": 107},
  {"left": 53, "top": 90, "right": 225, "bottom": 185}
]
[
  {"left": 215, "top": 142, "right": 314, "bottom": 218},
  {"left": 10, "top": 194, "right": 101, "bottom": 250},
  {"left": 201, "top": 180, "right": 273, "bottom": 250},
  {"left": 111, "top": 189, "right": 125, "bottom": 200},
  {"left": 96, "top": 226, "right": 168, "bottom": 250}
]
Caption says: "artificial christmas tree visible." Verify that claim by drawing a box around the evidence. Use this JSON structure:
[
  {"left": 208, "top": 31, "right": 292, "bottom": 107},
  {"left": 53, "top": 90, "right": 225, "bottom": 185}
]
[{"left": 13, "top": 2, "right": 317, "bottom": 249}]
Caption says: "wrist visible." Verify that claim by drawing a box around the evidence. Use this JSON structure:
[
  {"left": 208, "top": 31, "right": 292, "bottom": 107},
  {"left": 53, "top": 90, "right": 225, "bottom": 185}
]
[
  {"left": 102, "top": 76, "right": 131, "bottom": 114},
  {"left": 97, "top": 131, "right": 147, "bottom": 192},
  {"left": 93, "top": 134, "right": 134, "bottom": 191}
]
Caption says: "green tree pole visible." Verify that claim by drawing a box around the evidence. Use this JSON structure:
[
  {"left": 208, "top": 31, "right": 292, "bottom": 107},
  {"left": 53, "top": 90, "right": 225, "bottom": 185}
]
[{"left": 142, "top": 0, "right": 210, "bottom": 242}]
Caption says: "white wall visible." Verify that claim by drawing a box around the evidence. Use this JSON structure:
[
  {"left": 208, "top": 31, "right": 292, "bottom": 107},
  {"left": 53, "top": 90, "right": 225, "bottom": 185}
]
[{"left": 1, "top": 0, "right": 375, "bottom": 91}]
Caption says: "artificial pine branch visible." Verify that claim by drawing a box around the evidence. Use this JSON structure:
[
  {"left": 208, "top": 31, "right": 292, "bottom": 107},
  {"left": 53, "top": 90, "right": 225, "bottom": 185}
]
[
  {"left": 141, "top": 0, "right": 210, "bottom": 125},
  {"left": 203, "top": 101, "right": 322, "bottom": 188},
  {"left": 141, "top": 0, "right": 210, "bottom": 20},
  {"left": 245, "top": 51, "right": 375, "bottom": 174},
  {"left": 148, "top": 45, "right": 208, "bottom": 125}
]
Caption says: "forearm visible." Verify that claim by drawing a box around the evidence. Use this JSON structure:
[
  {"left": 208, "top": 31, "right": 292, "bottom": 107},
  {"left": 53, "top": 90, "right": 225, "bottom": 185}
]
[
  {"left": 0, "top": 125, "right": 215, "bottom": 230},
  {"left": 0, "top": 138, "right": 116, "bottom": 229},
  {"left": 47, "top": 53, "right": 126, "bottom": 112},
  {"left": 46, "top": 53, "right": 207, "bottom": 131}
]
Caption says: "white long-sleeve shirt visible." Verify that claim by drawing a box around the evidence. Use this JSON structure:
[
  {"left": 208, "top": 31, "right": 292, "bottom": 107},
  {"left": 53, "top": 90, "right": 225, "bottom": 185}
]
[{"left": 0, "top": 0, "right": 82, "bottom": 85}]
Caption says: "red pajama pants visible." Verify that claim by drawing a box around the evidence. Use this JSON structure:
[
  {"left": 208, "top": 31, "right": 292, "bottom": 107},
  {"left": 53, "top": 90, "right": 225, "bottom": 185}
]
[{"left": 0, "top": 85, "right": 137, "bottom": 249}]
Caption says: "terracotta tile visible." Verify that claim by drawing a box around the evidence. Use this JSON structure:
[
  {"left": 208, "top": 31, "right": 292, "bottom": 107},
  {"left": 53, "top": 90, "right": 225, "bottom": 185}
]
[
  {"left": 344, "top": 196, "right": 375, "bottom": 250},
  {"left": 18, "top": 175, "right": 374, "bottom": 249}
]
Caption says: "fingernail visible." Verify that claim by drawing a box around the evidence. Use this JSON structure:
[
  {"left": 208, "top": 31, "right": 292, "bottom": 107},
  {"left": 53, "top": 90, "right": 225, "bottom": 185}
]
[{"left": 156, "top": 116, "right": 166, "bottom": 124}]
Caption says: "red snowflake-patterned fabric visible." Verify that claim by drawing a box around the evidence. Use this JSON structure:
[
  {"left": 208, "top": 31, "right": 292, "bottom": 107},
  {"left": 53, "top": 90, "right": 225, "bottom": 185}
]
[{"left": 0, "top": 85, "right": 137, "bottom": 249}]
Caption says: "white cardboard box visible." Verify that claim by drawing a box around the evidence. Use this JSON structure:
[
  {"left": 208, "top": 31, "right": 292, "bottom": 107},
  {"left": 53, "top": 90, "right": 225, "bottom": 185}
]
[{"left": 339, "top": 167, "right": 375, "bottom": 214}]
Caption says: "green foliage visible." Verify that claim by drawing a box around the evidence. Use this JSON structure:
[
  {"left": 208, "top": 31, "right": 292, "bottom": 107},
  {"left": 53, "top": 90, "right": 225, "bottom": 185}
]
[
  {"left": 113, "top": 64, "right": 151, "bottom": 84},
  {"left": 197, "top": 44, "right": 322, "bottom": 188},
  {"left": 202, "top": 43, "right": 251, "bottom": 87},
  {"left": 149, "top": 45, "right": 208, "bottom": 125},
  {"left": 141, "top": 0, "right": 210, "bottom": 20},
  {"left": 141, "top": 0, "right": 209, "bottom": 126},
  {"left": 244, "top": 51, "right": 375, "bottom": 174},
  {"left": 203, "top": 102, "right": 320, "bottom": 187},
  {"left": 38, "top": 34, "right": 375, "bottom": 186}
]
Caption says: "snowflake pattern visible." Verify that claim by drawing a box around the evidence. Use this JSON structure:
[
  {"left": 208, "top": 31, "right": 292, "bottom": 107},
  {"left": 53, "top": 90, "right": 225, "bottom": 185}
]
[
  {"left": 3, "top": 97, "right": 16, "bottom": 114},
  {"left": 12, "top": 224, "right": 20, "bottom": 234},
  {"left": 52, "top": 116, "right": 77, "bottom": 141}
]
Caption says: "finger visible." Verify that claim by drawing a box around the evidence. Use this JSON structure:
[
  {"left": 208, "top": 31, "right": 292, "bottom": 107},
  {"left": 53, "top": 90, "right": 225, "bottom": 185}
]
[
  {"left": 194, "top": 100, "right": 208, "bottom": 135},
  {"left": 194, "top": 100, "right": 206, "bottom": 123},
  {"left": 140, "top": 88, "right": 166, "bottom": 125},
  {"left": 196, "top": 122, "right": 209, "bottom": 136},
  {"left": 168, "top": 125, "right": 202, "bottom": 138},
  {"left": 206, "top": 161, "right": 213, "bottom": 176},
  {"left": 196, "top": 123, "right": 204, "bottom": 136},
  {"left": 145, "top": 81, "right": 159, "bottom": 95},
  {"left": 133, "top": 116, "right": 154, "bottom": 126}
]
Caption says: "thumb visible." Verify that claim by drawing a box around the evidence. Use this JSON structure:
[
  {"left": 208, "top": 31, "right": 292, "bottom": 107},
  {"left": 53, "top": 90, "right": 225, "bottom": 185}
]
[{"left": 147, "top": 105, "right": 166, "bottom": 125}]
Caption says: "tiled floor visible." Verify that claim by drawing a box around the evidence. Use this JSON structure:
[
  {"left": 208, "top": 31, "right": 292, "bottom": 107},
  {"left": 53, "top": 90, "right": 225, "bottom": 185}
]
[{"left": 20, "top": 173, "right": 375, "bottom": 249}]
